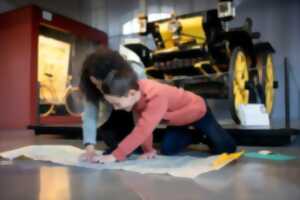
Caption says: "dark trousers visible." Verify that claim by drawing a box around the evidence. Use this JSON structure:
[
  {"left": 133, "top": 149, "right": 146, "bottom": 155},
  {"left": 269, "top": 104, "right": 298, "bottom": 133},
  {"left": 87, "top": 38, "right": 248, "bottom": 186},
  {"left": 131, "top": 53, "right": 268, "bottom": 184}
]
[
  {"left": 160, "top": 108, "right": 237, "bottom": 155},
  {"left": 99, "top": 108, "right": 236, "bottom": 155}
]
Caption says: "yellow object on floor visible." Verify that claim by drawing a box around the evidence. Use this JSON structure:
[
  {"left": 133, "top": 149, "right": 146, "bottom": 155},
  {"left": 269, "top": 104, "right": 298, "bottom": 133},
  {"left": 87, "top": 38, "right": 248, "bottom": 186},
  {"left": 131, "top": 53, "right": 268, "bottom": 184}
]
[{"left": 212, "top": 151, "right": 244, "bottom": 170}]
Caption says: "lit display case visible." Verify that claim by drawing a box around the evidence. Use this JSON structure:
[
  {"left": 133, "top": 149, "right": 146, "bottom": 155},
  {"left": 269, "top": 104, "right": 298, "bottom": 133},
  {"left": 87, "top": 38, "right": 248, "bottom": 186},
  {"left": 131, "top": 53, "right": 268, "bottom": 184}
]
[{"left": 0, "top": 5, "right": 107, "bottom": 128}]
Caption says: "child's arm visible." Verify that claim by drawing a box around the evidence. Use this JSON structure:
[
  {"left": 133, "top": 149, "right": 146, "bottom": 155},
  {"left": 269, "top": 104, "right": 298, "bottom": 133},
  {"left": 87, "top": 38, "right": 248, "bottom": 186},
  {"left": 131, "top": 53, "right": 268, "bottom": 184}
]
[
  {"left": 112, "top": 95, "right": 168, "bottom": 161},
  {"left": 134, "top": 112, "right": 154, "bottom": 153}
]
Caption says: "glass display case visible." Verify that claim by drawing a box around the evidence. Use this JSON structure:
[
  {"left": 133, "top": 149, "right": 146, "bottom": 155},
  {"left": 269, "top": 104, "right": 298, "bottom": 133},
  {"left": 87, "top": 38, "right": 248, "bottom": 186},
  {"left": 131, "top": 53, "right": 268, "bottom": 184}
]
[
  {"left": 37, "top": 26, "right": 98, "bottom": 118},
  {"left": 0, "top": 5, "right": 107, "bottom": 128}
]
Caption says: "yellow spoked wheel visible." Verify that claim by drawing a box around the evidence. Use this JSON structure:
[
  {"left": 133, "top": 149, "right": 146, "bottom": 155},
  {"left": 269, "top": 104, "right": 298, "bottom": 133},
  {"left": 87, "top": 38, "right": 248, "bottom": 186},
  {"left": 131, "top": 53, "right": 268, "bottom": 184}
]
[
  {"left": 229, "top": 47, "right": 250, "bottom": 123},
  {"left": 257, "top": 53, "right": 275, "bottom": 114},
  {"left": 264, "top": 54, "right": 275, "bottom": 113},
  {"left": 39, "top": 84, "right": 55, "bottom": 117},
  {"left": 64, "top": 87, "right": 84, "bottom": 117}
]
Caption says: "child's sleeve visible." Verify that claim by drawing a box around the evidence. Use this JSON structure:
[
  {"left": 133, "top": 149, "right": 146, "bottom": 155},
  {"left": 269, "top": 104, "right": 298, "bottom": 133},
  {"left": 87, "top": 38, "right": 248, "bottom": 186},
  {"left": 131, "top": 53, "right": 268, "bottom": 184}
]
[
  {"left": 112, "top": 95, "right": 168, "bottom": 161},
  {"left": 133, "top": 112, "right": 154, "bottom": 153},
  {"left": 141, "top": 134, "right": 154, "bottom": 153}
]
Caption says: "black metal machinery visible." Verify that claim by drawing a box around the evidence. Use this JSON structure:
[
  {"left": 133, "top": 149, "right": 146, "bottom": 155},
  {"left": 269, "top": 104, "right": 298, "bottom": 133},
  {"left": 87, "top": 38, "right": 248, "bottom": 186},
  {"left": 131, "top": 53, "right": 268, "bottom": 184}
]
[{"left": 125, "top": 0, "right": 278, "bottom": 124}]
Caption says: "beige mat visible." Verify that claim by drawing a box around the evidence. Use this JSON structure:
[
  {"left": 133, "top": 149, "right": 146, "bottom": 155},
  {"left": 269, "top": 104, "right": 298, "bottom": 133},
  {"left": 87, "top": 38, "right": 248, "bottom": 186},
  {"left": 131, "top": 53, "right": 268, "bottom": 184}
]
[{"left": 0, "top": 145, "right": 243, "bottom": 179}]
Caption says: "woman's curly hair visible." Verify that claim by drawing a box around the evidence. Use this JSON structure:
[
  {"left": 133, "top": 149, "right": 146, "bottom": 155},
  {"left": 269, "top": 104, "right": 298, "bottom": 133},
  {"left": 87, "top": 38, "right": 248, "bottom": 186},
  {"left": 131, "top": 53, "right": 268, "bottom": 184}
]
[{"left": 79, "top": 47, "right": 131, "bottom": 106}]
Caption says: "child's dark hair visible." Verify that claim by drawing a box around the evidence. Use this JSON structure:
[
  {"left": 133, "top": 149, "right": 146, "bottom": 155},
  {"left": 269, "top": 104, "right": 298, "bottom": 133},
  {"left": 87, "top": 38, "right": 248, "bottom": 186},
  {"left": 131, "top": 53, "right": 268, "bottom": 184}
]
[
  {"left": 79, "top": 47, "right": 131, "bottom": 106},
  {"left": 101, "top": 67, "right": 139, "bottom": 97}
]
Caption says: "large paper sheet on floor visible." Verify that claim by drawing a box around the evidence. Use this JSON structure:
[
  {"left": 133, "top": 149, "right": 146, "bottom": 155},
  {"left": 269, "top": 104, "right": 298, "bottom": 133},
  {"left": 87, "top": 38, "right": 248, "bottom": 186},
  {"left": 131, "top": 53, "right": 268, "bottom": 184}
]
[{"left": 0, "top": 145, "right": 242, "bottom": 178}]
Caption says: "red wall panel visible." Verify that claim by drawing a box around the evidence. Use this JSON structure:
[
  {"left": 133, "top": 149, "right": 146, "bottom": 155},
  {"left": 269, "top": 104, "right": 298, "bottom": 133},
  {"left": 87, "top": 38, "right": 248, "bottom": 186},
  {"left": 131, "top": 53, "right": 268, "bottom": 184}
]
[
  {"left": 0, "top": 8, "right": 33, "bottom": 128},
  {"left": 0, "top": 5, "right": 108, "bottom": 129}
]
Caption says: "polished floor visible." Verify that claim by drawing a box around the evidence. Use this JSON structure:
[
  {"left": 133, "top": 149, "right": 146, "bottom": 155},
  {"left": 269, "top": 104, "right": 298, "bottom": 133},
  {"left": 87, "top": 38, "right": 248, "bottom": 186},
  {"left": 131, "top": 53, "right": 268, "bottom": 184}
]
[{"left": 0, "top": 129, "right": 300, "bottom": 200}]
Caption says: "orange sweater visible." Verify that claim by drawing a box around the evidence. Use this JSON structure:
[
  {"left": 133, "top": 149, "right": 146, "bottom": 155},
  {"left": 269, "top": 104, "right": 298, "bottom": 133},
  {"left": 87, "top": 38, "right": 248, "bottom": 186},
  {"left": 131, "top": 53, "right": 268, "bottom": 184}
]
[{"left": 112, "top": 79, "right": 207, "bottom": 161}]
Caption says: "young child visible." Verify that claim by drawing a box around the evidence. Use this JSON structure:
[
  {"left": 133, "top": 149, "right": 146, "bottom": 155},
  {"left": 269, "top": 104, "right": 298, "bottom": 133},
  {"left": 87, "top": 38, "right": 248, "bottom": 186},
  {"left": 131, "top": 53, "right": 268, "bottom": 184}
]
[{"left": 90, "top": 66, "right": 237, "bottom": 163}]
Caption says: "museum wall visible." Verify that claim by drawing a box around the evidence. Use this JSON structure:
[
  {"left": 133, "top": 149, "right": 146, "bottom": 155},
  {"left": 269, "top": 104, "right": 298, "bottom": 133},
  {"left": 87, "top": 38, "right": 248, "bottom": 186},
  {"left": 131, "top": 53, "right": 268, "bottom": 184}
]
[{"left": 0, "top": 0, "right": 86, "bottom": 24}]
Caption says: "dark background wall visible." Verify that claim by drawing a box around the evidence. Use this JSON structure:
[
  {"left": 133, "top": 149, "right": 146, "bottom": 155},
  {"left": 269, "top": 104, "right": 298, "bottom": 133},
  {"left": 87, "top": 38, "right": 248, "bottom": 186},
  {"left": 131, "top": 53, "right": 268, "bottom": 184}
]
[{"left": 0, "top": 0, "right": 299, "bottom": 125}]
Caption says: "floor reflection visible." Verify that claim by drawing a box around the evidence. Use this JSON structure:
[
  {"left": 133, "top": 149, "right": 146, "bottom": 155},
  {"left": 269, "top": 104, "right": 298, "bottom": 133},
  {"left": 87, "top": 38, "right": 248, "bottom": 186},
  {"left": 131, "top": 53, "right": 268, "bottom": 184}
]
[{"left": 39, "top": 167, "right": 71, "bottom": 200}]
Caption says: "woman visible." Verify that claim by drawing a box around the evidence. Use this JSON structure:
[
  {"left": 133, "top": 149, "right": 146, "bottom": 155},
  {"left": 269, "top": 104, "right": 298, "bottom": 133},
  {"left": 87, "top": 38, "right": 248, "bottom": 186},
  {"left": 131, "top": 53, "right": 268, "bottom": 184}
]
[{"left": 79, "top": 47, "right": 146, "bottom": 162}]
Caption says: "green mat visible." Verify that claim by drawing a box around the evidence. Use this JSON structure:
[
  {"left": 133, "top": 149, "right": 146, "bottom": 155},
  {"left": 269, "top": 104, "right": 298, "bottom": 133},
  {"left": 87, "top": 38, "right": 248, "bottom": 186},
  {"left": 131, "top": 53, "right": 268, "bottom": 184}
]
[{"left": 245, "top": 152, "right": 297, "bottom": 161}]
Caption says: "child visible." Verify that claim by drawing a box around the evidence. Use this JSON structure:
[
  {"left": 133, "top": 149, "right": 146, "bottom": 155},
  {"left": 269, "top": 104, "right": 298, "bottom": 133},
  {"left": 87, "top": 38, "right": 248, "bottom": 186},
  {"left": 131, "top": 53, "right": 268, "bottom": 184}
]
[
  {"left": 90, "top": 66, "right": 237, "bottom": 163},
  {"left": 80, "top": 47, "right": 206, "bottom": 163}
]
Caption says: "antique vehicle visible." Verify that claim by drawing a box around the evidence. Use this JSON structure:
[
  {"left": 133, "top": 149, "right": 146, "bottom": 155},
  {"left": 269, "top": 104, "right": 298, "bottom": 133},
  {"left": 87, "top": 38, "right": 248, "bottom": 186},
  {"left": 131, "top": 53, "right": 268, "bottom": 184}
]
[{"left": 123, "top": 0, "right": 278, "bottom": 123}]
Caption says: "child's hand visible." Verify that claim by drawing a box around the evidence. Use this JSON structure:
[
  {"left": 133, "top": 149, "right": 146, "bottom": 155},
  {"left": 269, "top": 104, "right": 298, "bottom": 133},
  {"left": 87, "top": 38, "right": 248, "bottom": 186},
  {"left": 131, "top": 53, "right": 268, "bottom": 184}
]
[
  {"left": 79, "top": 145, "right": 97, "bottom": 162},
  {"left": 92, "top": 154, "right": 117, "bottom": 164},
  {"left": 138, "top": 150, "right": 157, "bottom": 160}
]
